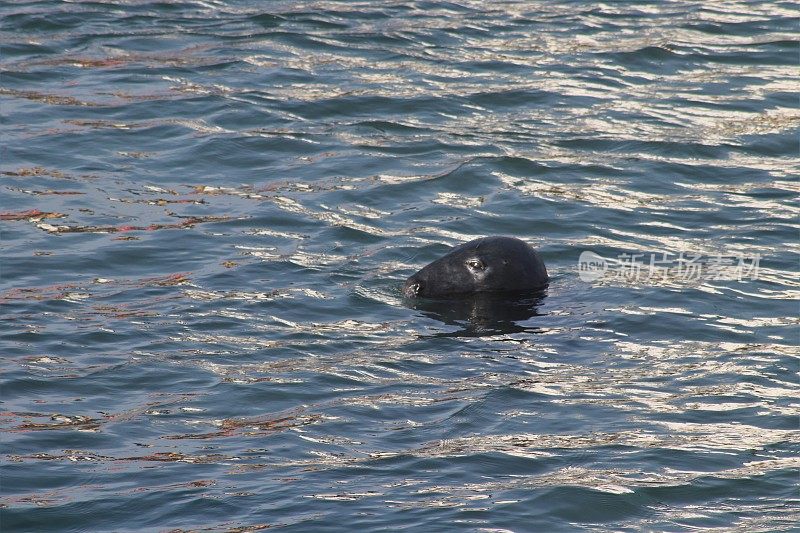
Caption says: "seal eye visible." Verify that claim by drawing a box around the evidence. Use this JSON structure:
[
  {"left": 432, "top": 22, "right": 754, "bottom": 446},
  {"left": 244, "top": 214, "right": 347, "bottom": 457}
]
[{"left": 466, "top": 259, "right": 485, "bottom": 271}]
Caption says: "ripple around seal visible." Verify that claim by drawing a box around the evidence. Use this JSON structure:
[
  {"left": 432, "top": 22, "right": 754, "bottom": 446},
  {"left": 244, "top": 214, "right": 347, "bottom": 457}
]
[{"left": 1, "top": 0, "right": 798, "bottom": 531}]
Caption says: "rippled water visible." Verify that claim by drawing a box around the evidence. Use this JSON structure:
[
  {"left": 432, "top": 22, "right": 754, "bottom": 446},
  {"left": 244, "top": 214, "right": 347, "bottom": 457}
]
[{"left": 2, "top": 1, "right": 798, "bottom": 531}]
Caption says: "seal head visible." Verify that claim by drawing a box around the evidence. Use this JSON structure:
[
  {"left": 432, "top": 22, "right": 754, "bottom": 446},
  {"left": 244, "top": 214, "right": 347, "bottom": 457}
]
[{"left": 404, "top": 236, "right": 548, "bottom": 298}]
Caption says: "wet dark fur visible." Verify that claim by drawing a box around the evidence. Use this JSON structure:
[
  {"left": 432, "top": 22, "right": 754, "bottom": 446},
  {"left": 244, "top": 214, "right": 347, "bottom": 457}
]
[{"left": 404, "top": 236, "right": 548, "bottom": 298}]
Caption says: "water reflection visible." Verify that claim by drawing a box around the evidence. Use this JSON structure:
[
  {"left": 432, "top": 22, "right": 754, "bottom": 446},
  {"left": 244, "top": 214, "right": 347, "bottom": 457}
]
[
  {"left": 1, "top": 0, "right": 796, "bottom": 530},
  {"left": 408, "top": 290, "right": 546, "bottom": 337}
]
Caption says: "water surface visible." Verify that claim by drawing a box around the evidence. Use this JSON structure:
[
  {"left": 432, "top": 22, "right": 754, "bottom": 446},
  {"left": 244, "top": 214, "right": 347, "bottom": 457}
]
[{"left": 1, "top": 1, "right": 798, "bottom": 531}]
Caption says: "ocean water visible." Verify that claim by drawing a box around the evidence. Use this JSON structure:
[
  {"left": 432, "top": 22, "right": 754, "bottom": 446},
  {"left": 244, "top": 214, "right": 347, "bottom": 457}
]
[{"left": 1, "top": 1, "right": 798, "bottom": 531}]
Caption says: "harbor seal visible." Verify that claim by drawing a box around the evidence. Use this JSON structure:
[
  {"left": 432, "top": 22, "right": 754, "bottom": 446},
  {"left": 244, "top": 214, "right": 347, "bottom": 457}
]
[{"left": 404, "top": 236, "right": 548, "bottom": 298}]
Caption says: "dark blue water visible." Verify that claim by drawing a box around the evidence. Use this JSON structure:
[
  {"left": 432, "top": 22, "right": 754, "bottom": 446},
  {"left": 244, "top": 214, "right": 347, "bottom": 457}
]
[{"left": 1, "top": 1, "right": 798, "bottom": 531}]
